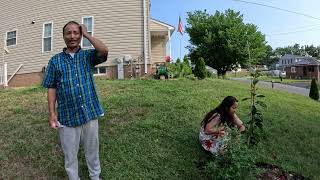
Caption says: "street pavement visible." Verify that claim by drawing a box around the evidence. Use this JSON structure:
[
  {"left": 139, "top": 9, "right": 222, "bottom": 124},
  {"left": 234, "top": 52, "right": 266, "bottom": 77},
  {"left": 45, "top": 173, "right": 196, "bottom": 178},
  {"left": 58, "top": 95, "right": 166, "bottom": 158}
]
[{"left": 230, "top": 78, "right": 310, "bottom": 97}]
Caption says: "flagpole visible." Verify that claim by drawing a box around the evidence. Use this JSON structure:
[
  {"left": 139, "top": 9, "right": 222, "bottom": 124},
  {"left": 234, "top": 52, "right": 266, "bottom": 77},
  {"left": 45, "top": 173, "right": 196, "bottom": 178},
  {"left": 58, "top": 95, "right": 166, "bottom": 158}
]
[{"left": 180, "top": 36, "right": 181, "bottom": 60}]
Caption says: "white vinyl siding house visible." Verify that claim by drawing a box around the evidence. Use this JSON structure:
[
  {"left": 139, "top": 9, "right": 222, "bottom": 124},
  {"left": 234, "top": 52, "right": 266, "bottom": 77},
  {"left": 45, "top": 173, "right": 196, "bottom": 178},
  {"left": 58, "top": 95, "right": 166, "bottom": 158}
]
[{"left": 0, "top": 0, "right": 174, "bottom": 87}]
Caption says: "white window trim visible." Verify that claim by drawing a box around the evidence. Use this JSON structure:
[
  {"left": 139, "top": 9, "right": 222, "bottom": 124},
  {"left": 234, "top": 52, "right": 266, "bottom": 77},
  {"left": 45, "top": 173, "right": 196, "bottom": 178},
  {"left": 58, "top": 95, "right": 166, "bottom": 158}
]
[
  {"left": 291, "top": 67, "right": 296, "bottom": 73},
  {"left": 94, "top": 66, "right": 107, "bottom": 76},
  {"left": 81, "top": 16, "right": 94, "bottom": 48},
  {"left": 42, "top": 22, "right": 53, "bottom": 53},
  {"left": 6, "top": 29, "right": 18, "bottom": 47}
]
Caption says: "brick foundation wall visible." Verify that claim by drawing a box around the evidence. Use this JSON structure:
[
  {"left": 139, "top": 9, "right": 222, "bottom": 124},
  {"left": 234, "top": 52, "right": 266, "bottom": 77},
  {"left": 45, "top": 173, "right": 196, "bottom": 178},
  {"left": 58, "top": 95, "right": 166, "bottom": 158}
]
[
  {"left": 8, "top": 72, "right": 44, "bottom": 87},
  {"left": 7, "top": 64, "right": 154, "bottom": 87}
]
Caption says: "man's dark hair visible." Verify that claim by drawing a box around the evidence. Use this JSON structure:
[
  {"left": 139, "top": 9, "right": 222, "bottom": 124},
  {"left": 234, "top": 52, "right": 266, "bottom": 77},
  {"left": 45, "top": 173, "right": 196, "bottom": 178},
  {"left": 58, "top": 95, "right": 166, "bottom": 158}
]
[{"left": 62, "top": 21, "right": 82, "bottom": 35}]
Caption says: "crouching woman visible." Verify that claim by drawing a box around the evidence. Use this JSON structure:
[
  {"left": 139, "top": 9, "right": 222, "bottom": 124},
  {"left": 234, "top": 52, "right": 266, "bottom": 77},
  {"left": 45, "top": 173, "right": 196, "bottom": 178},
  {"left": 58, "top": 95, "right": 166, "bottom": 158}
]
[{"left": 199, "top": 96, "right": 245, "bottom": 155}]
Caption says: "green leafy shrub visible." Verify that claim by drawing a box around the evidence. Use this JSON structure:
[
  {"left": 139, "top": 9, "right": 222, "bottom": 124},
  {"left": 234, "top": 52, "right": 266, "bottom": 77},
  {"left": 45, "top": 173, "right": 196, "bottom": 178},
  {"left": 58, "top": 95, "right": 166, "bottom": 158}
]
[
  {"left": 309, "top": 78, "right": 319, "bottom": 101},
  {"left": 194, "top": 57, "right": 206, "bottom": 79},
  {"left": 205, "top": 128, "right": 257, "bottom": 179},
  {"left": 182, "top": 55, "right": 192, "bottom": 77},
  {"left": 167, "top": 56, "right": 193, "bottom": 79}
]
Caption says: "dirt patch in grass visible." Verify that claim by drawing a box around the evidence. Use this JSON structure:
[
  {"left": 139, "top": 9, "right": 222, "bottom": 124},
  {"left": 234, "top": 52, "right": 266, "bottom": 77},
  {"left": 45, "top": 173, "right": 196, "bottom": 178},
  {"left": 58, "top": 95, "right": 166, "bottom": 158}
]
[{"left": 256, "top": 162, "right": 308, "bottom": 180}]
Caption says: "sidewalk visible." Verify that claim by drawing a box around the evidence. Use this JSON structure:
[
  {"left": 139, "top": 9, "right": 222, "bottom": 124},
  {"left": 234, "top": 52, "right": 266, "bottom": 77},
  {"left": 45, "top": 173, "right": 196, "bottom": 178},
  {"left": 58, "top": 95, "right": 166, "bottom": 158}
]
[{"left": 230, "top": 78, "right": 310, "bottom": 96}]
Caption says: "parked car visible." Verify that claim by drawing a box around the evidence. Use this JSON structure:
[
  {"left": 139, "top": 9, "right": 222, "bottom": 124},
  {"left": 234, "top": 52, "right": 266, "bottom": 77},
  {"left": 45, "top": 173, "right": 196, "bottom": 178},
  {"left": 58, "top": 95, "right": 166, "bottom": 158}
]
[
  {"left": 267, "top": 70, "right": 286, "bottom": 77},
  {"left": 191, "top": 64, "right": 217, "bottom": 75},
  {"left": 280, "top": 71, "right": 286, "bottom": 77}
]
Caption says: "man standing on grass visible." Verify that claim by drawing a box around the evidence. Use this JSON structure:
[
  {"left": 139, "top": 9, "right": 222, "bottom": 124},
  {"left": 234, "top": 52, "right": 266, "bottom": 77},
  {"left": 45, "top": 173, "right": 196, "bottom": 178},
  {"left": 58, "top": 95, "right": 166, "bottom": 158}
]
[{"left": 42, "top": 21, "right": 108, "bottom": 180}]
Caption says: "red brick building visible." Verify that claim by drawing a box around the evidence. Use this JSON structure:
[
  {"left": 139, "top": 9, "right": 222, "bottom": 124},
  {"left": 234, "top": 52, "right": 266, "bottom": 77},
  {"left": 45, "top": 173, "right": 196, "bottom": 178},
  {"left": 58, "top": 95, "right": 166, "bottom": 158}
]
[{"left": 284, "top": 57, "right": 320, "bottom": 80}]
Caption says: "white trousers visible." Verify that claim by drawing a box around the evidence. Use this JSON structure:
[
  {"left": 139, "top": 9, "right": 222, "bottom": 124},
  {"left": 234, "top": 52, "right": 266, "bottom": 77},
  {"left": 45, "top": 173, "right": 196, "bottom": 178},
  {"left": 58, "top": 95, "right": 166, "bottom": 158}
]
[{"left": 58, "top": 119, "right": 101, "bottom": 180}]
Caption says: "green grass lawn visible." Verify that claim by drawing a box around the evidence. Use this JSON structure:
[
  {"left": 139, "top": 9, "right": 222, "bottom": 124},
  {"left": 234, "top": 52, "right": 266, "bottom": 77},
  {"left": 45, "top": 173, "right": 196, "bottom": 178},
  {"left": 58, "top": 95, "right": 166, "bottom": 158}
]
[{"left": 0, "top": 78, "right": 319, "bottom": 179}]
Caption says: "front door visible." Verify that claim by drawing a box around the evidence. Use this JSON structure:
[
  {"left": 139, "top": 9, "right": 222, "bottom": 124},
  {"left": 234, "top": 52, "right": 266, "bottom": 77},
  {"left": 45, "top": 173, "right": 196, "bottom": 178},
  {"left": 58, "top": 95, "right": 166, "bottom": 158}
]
[{"left": 303, "top": 66, "right": 307, "bottom": 77}]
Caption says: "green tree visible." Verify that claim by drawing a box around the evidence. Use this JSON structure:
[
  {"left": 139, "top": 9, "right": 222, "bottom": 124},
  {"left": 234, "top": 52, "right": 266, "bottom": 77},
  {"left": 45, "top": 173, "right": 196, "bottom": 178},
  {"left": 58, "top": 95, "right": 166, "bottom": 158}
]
[
  {"left": 194, "top": 57, "right": 206, "bottom": 79},
  {"left": 176, "top": 58, "right": 181, "bottom": 64},
  {"left": 186, "top": 9, "right": 268, "bottom": 76},
  {"left": 309, "top": 79, "right": 319, "bottom": 101},
  {"left": 182, "top": 55, "right": 192, "bottom": 76},
  {"left": 304, "top": 45, "right": 319, "bottom": 57},
  {"left": 261, "top": 45, "right": 279, "bottom": 67},
  {"left": 274, "top": 44, "right": 320, "bottom": 57}
]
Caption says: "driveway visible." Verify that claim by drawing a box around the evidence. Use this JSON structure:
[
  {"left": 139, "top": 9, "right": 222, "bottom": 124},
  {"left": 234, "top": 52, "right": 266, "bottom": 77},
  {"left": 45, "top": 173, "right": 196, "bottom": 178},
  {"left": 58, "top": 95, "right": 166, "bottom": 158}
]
[{"left": 230, "top": 78, "right": 310, "bottom": 97}]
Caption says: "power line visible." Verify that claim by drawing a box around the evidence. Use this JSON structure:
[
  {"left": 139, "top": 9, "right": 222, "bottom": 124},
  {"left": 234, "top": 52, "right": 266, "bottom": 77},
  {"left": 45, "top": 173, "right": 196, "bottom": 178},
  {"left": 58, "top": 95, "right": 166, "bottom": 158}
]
[
  {"left": 232, "top": 0, "right": 320, "bottom": 21},
  {"left": 232, "top": 0, "right": 320, "bottom": 36},
  {"left": 266, "top": 24, "right": 320, "bottom": 36},
  {"left": 267, "top": 27, "right": 320, "bottom": 36}
]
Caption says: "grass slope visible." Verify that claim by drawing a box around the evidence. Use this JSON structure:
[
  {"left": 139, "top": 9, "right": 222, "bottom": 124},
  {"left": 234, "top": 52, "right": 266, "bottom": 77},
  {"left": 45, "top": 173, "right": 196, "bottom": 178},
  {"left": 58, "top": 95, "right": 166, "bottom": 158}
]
[{"left": 0, "top": 78, "right": 319, "bottom": 179}]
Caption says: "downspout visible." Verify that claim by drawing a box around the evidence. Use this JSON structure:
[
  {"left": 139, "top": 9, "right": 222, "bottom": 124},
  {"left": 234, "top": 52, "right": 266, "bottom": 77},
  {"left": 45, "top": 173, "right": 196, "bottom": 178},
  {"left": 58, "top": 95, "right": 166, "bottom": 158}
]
[
  {"left": 143, "top": 0, "right": 148, "bottom": 74},
  {"left": 3, "top": 35, "right": 8, "bottom": 87},
  {"left": 168, "top": 30, "right": 171, "bottom": 59},
  {"left": 4, "top": 63, "right": 7, "bottom": 87}
]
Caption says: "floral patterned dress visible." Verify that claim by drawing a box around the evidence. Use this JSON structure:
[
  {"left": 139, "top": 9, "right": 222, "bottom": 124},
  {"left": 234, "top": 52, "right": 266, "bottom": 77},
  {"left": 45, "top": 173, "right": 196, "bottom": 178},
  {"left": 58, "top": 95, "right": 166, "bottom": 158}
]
[{"left": 199, "top": 113, "right": 225, "bottom": 154}]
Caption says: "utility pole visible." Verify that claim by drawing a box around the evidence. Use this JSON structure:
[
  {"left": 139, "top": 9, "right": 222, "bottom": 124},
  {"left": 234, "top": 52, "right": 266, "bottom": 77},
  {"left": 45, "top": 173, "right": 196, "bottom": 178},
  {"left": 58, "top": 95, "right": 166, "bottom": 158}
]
[{"left": 247, "top": 40, "right": 251, "bottom": 65}]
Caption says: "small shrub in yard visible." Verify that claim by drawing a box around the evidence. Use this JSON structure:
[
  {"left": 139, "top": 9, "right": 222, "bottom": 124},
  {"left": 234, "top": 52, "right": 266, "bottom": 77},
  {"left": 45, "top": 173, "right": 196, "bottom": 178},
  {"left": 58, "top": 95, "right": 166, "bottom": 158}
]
[
  {"left": 205, "top": 128, "right": 257, "bottom": 180},
  {"left": 242, "top": 68, "right": 267, "bottom": 145},
  {"left": 194, "top": 57, "right": 206, "bottom": 79},
  {"left": 182, "top": 55, "right": 192, "bottom": 77},
  {"left": 309, "top": 78, "right": 319, "bottom": 101},
  {"left": 167, "top": 56, "right": 192, "bottom": 79}
]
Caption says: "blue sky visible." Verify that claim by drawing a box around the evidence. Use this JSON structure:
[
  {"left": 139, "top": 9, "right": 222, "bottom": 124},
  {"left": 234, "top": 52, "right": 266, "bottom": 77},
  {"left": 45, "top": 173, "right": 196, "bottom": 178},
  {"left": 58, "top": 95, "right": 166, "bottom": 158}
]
[{"left": 151, "top": 0, "right": 320, "bottom": 60}]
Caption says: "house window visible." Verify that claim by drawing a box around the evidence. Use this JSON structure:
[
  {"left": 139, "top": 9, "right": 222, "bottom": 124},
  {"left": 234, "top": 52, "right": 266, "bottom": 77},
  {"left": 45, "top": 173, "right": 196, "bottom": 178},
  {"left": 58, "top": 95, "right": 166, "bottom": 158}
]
[
  {"left": 82, "top": 16, "right": 94, "bottom": 48},
  {"left": 6, "top": 30, "right": 17, "bottom": 46},
  {"left": 291, "top": 67, "right": 296, "bottom": 73},
  {"left": 308, "top": 66, "right": 315, "bottom": 72},
  {"left": 94, "top": 66, "right": 107, "bottom": 76},
  {"left": 43, "top": 22, "right": 53, "bottom": 52}
]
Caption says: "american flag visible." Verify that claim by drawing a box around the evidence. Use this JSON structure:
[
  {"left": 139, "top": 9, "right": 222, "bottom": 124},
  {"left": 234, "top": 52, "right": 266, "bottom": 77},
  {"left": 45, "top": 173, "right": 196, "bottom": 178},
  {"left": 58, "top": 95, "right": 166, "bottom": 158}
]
[{"left": 178, "top": 16, "right": 183, "bottom": 35}]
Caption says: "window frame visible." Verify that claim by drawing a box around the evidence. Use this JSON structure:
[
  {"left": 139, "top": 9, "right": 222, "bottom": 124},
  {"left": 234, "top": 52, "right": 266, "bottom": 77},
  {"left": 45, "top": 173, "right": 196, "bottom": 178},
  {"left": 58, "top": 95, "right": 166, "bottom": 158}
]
[
  {"left": 42, "top": 22, "right": 53, "bottom": 53},
  {"left": 291, "top": 67, "right": 296, "bottom": 73},
  {"left": 81, "top": 16, "right": 94, "bottom": 48},
  {"left": 6, "top": 30, "right": 17, "bottom": 47},
  {"left": 308, "top": 66, "right": 315, "bottom": 72},
  {"left": 93, "top": 66, "right": 107, "bottom": 76}
]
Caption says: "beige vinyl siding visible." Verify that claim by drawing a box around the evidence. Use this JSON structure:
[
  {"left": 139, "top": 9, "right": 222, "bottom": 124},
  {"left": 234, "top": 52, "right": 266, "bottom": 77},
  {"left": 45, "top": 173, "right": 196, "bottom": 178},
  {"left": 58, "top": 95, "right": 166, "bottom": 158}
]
[
  {"left": 0, "top": 0, "right": 149, "bottom": 75},
  {"left": 150, "top": 22, "right": 169, "bottom": 31},
  {"left": 151, "top": 36, "right": 166, "bottom": 64}
]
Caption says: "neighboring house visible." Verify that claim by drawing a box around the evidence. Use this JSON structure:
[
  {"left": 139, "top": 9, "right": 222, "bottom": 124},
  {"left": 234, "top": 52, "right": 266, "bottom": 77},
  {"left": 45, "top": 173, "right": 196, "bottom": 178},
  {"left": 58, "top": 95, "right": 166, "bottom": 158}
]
[
  {"left": 0, "top": 0, "right": 174, "bottom": 87},
  {"left": 279, "top": 55, "right": 320, "bottom": 80},
  {"left": 278, "top": 54, "right": 307, "bottom": 70}
]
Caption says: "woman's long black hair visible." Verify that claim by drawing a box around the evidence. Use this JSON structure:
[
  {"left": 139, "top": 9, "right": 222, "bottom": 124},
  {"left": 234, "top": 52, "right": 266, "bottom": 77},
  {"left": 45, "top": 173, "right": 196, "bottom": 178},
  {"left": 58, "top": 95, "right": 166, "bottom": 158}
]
[{"left": 201, "top": 96, "right": 238, "bottom": 130}]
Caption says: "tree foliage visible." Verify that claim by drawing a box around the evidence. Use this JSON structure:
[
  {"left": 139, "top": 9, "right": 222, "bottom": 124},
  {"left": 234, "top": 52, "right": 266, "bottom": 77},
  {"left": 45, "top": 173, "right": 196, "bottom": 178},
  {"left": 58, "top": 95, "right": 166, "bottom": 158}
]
[
  {"left": 274, "top": 43, "right": 320, "bottom": 58},
  {"left": 182, "top": 55, "right": 192, "bottom": 77},
  {"left": 186, "top": 9, "right": 268, "bottom": 76},
  {"left": 194, "top": 57, "right": 206, "bottom": 79},
  {"left": 261, "top": 45, "right": 279, "bottom": 67},
  {"left": 167, "top": 56, "right": 193, "bottom": 79}
]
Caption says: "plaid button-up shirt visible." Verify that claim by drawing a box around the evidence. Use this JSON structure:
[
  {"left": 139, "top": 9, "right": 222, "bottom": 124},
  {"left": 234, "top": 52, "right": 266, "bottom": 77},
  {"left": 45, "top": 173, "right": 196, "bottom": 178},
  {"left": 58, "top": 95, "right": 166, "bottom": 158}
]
[{"left": 42, "top": 47, "right": 108, "bottom": 127}]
